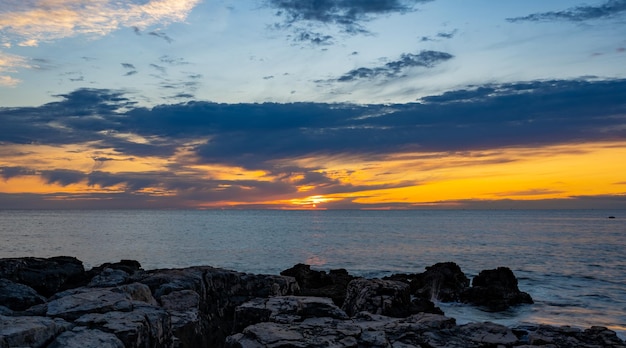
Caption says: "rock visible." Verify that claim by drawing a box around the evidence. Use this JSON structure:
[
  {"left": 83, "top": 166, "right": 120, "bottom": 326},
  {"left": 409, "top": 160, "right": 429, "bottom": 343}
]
[
  {"left": 136, "top": 266, "right": 299, "bottom": 347},
  {"left": 0, "top": 314, "right": 72, "bottom": 348},
  {"left": 74, "top": 304, "right": 171, "bottom": 348},
  {"left": 517, "top": 324, "right": 626, "bottom": 348},
  {"left": 116, "top": 282, "right": 158, "bottom": 306},
  {"left": 341, "top": 278, "right": 412, "bottom": 317},
  {"left": 234, "top": 296, "right": 348, "bottom": 331},
  {"left": 280, "top": 264, "right": 354, "bottom": 307},
  {"left": 88, "top": 268, "right": 130, "bottom": 287},
  {"left": 458, "top": 321, "right": 518, "bottom": 346},
  {"left": 386, "top": 262, "right": 470, "bottom": 303},
  {"left": 460, "top": 267, "right": 533, "bottom": 311},
  {"left": 0, "top": 256, "right": 86, "bottom": 297},
  {"left": 46, "top": 288, "right": 134, "bottom": 320},
  {"left": 0, "top": 278, "right": 46, "bottom": 311},
  {"left": 47, "top": 326, "right": 125, "bottom": 348}
]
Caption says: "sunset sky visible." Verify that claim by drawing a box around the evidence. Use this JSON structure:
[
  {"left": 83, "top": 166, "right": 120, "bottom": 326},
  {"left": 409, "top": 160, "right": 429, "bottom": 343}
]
[{"left": 1, "top": 0, "right": 625, "bottom": 209}]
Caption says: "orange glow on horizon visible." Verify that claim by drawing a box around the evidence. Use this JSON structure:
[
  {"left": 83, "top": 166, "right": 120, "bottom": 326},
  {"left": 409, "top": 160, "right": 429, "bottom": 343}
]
[{"left": 1, "top": 140, "right": 625, "bottom": 208}]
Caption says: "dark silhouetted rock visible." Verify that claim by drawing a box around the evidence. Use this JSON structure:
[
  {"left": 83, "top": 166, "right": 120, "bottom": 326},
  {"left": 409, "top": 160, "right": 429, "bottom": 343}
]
[
  {"left": 0, "top": 256, "right": 86, "bottom": 297},
  {"left": 280, "top": 263, "right": 354, "bottom": 306},
  {"left": 0, "top": 278, "right": 46, "bottom": 311},
  {"left": 341, "top": 278, "right": 413, "bottom": 317},
  {"left": 461, "top": 266, "right": 533, "bottom": 311},
  {"left": 387, "top": 262, "right": 470, "bottom": 303}
]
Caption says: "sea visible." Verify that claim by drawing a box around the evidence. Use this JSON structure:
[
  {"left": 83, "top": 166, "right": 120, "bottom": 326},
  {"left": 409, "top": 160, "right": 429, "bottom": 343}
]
[{"left": 1, "top": 209, "right": 624, "bottom": 337}]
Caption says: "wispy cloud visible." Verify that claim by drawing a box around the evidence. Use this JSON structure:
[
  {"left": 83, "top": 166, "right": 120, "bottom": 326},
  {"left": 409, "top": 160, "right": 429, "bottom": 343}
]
[
  {"left": 508, "top": 0, "right": 626, "bottom": 22},
  {"left": 0, "top": 51, "right": 30, "bottom": 86},
  {"left": 148, "top": 31, "right": 174, "bottom": 44},
  {"left": 0, "top": 0, "right": 201, "bottom": 46},
  {"left": 336, "top": 50, "right": 453, "bottom": 82}
]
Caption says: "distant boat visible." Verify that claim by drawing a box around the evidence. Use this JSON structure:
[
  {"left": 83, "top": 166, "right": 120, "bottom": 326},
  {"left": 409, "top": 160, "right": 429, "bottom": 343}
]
[{"left": 608, "top": 216, "right": 616, "bottom": 219}]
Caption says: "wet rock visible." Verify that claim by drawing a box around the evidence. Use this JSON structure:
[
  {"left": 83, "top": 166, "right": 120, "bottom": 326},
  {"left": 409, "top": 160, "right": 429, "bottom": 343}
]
[
  {"left": 280, "top": 263, "right": 354, "bottom": 306},
  {"left": 0, "top": 314, "right": 72, "bottom": 348},
  {"left": 0, "top": 278, "right": 46, "bottom": 311},
  {"left": 341, "top": 278, "right": 412, "bottom": 317},
  {"left": 0, "top": 256, "right": 86, "bottom": 297},
  {"left": 47, "top": 326, "right": 124, "bottom": 348},
  {"left": 461, "top": 267, "right": 533, "bottom": 311}
]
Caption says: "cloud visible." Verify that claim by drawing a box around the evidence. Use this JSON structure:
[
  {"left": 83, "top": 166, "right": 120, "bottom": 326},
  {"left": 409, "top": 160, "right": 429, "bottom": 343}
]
[
  {"left": 148, "top": 31, "right": 174, "bottom": 43},
  {"left": 269, "top": 0, "right": 432, "bottom": 32},
  {"left": 336, "top": 50, "right": 453, "bottom": 82},
  {"left": 121, "top": 63, "right": 136, "bottom": 69},
  {"left": 292, "top": 29, "right": 334, "bottom": 45},
  {"left": 0, "top": 50, "right": 30, "bottom": 86},
  {"left": 0, "top": 0, "right": 201, "bottom": 46},
  {"left": 2, "top": 78, "right": 626, "bottom": 170},
  {"left": 507, "top": 0, "right": 626, "bottom": 22}
]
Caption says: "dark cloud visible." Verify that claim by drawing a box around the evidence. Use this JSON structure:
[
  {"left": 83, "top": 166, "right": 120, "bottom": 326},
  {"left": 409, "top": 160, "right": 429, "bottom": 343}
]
[
  {"left": 0, "top": 166, "right": 36, "bottom": 180},
  {"left": 2, "top": 78, "right": 626, "bottom": 171},
  {"left": 121, "top": 63, "right": 136, "bottom": 69},
  {"left": 508, "top": 0, "right": 626, "bottom": 22},
  {"left": 148, "top": 31, "right": 174, "bottom": 43},
  {"left": 337, "top": 50, "right": 453, "bottom": 82},
  {"left": 269, "top": 0, "right": 433, "bottom": 33}
]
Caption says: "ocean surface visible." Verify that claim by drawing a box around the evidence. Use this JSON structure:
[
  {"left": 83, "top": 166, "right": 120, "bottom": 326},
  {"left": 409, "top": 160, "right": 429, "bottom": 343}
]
[{"left": 1, "top": 209, "right": 624, "bottom": 337}]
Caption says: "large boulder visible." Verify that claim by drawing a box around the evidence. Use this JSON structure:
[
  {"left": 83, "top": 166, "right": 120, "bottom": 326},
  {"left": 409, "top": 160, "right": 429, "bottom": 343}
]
[
  {"left": 0, "top": 256, "right": 86, "bottom": 297},
  {"left": 386, "top": 262, "right": 470, "bottom": 302},
  {"left": 0, "top": 278, "right": 46, "bottom": 311},
  {"left": 460, "top": 267, "right": 533, "bottom": 311},
  {"left": 280, "top": 264, "right": 354, "bottom": 306}
]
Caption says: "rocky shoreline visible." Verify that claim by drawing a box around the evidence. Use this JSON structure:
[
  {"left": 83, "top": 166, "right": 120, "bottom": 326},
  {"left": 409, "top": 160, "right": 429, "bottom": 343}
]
[{"left": 1, "top": 257, "right": 624, "bottom": 347}]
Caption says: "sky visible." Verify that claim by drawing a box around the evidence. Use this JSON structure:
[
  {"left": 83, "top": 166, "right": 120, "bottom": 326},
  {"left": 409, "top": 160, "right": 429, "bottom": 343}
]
[{"left": 0, "top": 0, "right": 625, "bottom": 210}]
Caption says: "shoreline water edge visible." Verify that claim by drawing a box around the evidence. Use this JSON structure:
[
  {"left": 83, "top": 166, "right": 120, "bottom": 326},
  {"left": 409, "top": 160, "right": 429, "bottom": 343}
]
[{"left": 1, "top": 256, "right": 625, "bottom": 347}]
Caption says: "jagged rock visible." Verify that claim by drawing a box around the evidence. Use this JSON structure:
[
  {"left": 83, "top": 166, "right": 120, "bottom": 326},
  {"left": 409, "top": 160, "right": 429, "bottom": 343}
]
[
  {"left": 386, "top": 262, "right": 470, "bottom": 303},
  {"left": 461, "top": 267, "right": 533, "bottom": 311},
  {"left": 0, "top": 256, "right": 85, "bottom": 297},
  {"left": 0, "top": 278, "right": 46, "bottom": 311},
  {"left": 516, "top": 324, "right": 626, "bottom": 348},
  {"left": 341, "top": 278, "right": 412, "bottom": 317},
  {"left": 0, "top": 314, "right": 72, "bottom": 348},
  {"left": 280, "top": 264, "right": 354, "bottom": 306},
  {"left": 46, "top": 288, "right": 134, "bottom": 320},
  {"left": 47, "top": 326, "right": 125, "bottom": 348},
  {"left": 136, "top": 266, "right": 299, "bottom": 347},
  {"left": 74, "top": 304, "right": 171, "bottom": 348},
  {"left": 159, "top": 290, "right": 203, "bottom": 348}
]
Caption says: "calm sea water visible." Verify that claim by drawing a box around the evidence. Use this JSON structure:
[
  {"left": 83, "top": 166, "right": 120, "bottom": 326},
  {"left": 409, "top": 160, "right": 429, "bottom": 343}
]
[{"left": 1, "top": 209, "right": 624, "bottom": 337}]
